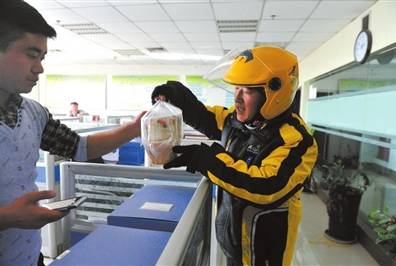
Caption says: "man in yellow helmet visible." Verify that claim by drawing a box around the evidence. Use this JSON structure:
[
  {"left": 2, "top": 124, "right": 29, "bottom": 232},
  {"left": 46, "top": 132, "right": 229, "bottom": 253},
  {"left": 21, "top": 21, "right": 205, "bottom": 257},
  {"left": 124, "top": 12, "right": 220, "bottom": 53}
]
[{"left": 151, "top": 46, "right": 318, "bottom": 266}]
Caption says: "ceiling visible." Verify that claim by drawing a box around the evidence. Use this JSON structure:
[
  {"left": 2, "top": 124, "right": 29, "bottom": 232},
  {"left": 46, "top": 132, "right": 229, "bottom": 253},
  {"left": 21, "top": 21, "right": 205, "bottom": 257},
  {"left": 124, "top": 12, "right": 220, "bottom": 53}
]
[{"left": 25, "top": 0, "right": 377, "bottom": 65}]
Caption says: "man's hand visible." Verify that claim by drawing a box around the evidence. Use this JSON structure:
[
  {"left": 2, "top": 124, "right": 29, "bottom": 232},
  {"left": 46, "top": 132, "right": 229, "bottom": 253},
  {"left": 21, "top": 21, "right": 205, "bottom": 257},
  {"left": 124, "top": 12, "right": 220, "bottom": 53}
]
[
  {"left": 0, "top": 190, "right": 68, "bottom": 231},
  {"left": 127, "top": 110, "right": 146, "bottom": 136}
]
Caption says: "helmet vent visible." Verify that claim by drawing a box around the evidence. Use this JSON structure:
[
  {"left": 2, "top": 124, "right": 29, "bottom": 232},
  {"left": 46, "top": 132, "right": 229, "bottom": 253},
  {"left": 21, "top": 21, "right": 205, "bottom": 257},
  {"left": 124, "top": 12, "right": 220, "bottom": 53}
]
[
  {"left": 217, "top": 20, "right": 258, "bottom": 33},
  {"left": 268, "top": 77, "right": 282, "bottom": 91}
]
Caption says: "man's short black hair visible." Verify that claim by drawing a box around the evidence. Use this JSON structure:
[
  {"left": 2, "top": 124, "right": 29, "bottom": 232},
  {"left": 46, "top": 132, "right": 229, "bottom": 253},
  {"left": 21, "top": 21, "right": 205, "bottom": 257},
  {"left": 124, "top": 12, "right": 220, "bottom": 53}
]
[
  {"left": 0, "top": 0, "right": 56, "bottom": 52},
  {"left": 70, "top": 102, "right": 78, "bottom": 105}
]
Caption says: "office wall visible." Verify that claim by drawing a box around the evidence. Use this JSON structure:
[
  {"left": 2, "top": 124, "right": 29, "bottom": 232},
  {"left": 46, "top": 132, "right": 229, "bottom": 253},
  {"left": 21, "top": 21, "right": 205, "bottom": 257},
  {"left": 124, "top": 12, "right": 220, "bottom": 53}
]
[
  {"left": 30, "top": 64, "right": 214, "bottom": 114},
  {"left": 31, "top": 72, "right": 232, "bottom": 116},
  {"left": 300, "top": 0, "right": 396, "bottom": 119}
]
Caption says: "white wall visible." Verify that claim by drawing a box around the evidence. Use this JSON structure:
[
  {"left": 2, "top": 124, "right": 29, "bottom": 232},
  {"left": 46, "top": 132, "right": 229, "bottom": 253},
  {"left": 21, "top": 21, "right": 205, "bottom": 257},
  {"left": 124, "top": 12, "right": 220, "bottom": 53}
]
[
  {"left": 300, "top": 0, "right": 396, "bottom": 119},
  {"left": 31, "top": 64, "right": 214, "bottom": 115},
  {"left": 44, "top": 63, "right": 212, "bottom": 76}
]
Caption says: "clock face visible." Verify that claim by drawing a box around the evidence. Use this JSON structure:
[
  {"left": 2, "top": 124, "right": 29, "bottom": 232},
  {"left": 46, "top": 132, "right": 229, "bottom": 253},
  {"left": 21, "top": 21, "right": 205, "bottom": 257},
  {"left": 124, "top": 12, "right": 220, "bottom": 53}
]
[{"left": 354, "top": 30, "right": 372, "bottom": 63}]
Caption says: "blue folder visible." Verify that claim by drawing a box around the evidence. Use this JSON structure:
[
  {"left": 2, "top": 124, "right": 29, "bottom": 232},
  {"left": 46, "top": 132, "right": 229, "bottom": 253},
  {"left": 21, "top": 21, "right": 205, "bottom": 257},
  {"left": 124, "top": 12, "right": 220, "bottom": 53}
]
[
  {"left": 107, "top": 185, "right": 195, "bottom": 232},
  {"left": 50, "top": 225, "right": 171, "bottom": 266}
]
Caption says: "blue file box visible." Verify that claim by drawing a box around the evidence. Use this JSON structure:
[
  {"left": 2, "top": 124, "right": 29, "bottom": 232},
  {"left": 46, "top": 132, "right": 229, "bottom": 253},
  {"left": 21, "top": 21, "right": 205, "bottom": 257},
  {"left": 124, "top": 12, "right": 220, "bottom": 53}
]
[
  {"left": 50, "top": 225, "right": 171, "bottom": 266},
  {"left": 107, "top": 185, "right": 195, "bottom": 232},
  {"left": 118, "top": 141, "right": 144, "bottom": 165}
]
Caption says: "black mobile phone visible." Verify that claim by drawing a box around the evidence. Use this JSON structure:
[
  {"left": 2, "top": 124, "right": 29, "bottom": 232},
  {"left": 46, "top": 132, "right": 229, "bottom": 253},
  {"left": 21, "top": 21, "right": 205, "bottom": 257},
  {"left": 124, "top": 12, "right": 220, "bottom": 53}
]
[{"left": 42, "top": 196, "right": 87, "bottom": 212}]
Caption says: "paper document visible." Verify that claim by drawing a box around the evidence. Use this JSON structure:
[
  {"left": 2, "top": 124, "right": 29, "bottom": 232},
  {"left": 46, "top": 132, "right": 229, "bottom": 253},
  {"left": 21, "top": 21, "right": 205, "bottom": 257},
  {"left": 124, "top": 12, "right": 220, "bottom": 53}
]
[{"left": 140, "top": 202, "right": 173, "bottom": 212}]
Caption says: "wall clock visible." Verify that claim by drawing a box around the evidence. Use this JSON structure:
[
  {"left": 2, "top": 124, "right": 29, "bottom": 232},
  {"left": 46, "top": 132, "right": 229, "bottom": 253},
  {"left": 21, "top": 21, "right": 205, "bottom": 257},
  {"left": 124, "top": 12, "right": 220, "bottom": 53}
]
[{"left": 354, "top": 29, "right": 372, "bottom": 64}]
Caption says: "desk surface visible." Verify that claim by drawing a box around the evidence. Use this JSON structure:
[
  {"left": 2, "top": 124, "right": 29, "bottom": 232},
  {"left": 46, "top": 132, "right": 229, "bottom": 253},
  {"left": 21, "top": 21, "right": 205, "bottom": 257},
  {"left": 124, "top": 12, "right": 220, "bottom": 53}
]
[
  {"left": 108, "top": 185, "right": 195, "bottom": 231},
  {"left": 50, "top": 225, "right": 171, "bottom": 266}
]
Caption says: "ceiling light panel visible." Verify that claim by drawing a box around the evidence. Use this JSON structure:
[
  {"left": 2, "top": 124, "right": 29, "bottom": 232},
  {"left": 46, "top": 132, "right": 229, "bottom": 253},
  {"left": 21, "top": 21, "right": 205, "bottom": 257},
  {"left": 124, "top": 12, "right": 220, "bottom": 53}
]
[
  {"left": 213, "top": 2, "right": 263, "bottom": 20},
  {"left": 116, "top": 4, "right": 170, "bottom": 21},
  {"left": 135, "top": 21, "right": 180, "bottom": 33},
  {"left": 175, "top": 20, "right": 218, "bottom": 33},
  {"left": 262, "top": 1, "right": 317, "bottom": 19},
  {"left": 60, "top": 23, "right": 108, "bottom": 35},
  {"left": 217, "top": 20, "right": 258, "bottom": 33},
  {"left": 259, "top": 19, "right": 305, "bottom": 32},
  {"left": 162, "top": 3, "right": 214, "bottom": 20}
]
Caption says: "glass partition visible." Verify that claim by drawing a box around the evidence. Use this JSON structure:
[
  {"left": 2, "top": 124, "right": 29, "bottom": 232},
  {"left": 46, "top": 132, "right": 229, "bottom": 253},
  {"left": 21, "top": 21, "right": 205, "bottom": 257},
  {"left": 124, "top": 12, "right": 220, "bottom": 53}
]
[{"left": 307, "top": 44, "right": 396, "bottom": 261}]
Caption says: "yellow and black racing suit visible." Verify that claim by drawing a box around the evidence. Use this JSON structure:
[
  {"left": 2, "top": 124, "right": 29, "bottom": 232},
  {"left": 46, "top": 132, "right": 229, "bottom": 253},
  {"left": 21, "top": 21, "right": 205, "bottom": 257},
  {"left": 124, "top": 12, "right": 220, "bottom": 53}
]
[{"left": 155, "top": 81, "right": 318, "bottom": 266}]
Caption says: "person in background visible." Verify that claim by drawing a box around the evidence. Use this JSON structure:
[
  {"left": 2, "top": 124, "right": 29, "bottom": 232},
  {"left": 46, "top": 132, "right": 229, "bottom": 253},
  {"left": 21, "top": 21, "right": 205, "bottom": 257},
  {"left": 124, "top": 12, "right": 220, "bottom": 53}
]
[
  {"left": 152, "top": 46, "right": 318, "bottom": 266},
  {"left": 69, "top": 101, "right": 86, "bottom": 117},
  {"left": 0, "top": 1, "right": 144, "bottom": 265}
]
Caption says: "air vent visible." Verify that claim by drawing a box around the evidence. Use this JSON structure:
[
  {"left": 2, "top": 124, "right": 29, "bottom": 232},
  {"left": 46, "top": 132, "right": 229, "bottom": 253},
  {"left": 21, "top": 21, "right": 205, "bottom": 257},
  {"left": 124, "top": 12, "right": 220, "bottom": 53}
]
[
  {"left": 217, "top": 20, "right": 258, "bottom": 33},
  {"left": 60, "top": 23, "right": 107, "bottom": 35},
  {"left": 146, "top": 47, "right": 167, "bottom": 53},
  {"left": 114, "top": 49, "right": 145, "bottom": 56}
]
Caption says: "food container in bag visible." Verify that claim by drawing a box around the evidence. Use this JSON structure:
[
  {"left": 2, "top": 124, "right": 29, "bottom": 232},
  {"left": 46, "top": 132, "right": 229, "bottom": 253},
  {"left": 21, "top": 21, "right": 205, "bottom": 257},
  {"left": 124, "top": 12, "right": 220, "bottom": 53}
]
[{"left": 141, "top": 101, "right": 183, "bottom": 165}]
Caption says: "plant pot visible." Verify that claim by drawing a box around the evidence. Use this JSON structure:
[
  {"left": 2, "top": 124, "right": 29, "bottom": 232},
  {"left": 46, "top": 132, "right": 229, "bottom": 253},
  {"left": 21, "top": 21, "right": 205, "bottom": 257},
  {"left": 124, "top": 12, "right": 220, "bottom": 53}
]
[{"left": 325, "top": 185, "right": 362, "bottom": 244}]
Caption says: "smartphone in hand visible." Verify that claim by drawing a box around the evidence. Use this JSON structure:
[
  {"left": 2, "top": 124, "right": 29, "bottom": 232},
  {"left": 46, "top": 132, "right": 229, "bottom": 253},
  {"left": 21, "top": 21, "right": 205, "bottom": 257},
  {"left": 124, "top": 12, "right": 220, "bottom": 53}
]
[{"left": 42, "top": 196, "right": 87, "bottom": 212}]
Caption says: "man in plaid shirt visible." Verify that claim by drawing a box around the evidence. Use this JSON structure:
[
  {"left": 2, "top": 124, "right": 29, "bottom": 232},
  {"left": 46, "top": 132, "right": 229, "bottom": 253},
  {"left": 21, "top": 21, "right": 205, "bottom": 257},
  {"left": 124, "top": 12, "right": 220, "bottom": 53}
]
[{"left": 0, "top": 1, "right": 144, "bottom": 265}]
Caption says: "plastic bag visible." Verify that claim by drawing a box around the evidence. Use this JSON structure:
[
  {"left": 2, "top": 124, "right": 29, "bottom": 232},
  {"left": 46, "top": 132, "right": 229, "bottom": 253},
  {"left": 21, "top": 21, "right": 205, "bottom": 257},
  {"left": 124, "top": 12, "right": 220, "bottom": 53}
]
[{"left": 141, "top": 101, "right": 183, "bottom": 165}]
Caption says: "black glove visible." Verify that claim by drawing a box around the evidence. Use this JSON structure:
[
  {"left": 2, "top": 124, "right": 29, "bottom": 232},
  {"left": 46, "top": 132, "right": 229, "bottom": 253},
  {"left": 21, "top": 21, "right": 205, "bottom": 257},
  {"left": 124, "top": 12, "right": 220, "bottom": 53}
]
[
  {"left": 151, "top": 81, "right": 196, "bottom": 109},
  {"left": 164, "top": 144, "right": 208, "bottom": 173},
  {"left": 151, "top": 84, "right": 171, "bottom": 104}
]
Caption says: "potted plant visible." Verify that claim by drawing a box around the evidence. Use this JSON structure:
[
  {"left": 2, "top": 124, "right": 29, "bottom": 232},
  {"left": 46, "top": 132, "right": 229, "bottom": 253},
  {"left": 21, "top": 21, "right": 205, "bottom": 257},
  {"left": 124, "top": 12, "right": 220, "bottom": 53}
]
[
  {"left": 368, "top": 207, "right": 396, "bottom": 254},
  {"left": 322, "top": 155, "right": 370, "bottom": 243}
]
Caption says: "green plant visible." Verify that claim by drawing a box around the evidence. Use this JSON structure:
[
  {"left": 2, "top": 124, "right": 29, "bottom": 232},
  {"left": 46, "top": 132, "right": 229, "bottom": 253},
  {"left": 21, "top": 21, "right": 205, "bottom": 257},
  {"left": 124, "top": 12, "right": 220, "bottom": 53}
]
[
  {"left": 368, "top": 207, "right": 396, "bottom": 253},
  {"left": 322, "top": 155, "right": 370, "bottom": 193}
]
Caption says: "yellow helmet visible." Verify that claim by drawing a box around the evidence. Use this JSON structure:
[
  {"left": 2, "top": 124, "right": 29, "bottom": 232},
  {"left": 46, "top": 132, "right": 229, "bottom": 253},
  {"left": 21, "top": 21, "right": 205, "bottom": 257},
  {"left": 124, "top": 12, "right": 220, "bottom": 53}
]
[{"left": 223, "top": 46, "right": 299, "bottom": 120}]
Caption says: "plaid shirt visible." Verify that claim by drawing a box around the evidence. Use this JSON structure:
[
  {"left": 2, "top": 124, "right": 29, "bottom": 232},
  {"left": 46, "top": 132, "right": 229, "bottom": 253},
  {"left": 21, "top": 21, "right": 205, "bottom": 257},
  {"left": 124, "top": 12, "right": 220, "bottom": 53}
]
[{"left": 0, "top": 94, "right": 79, "bottom": 158}]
